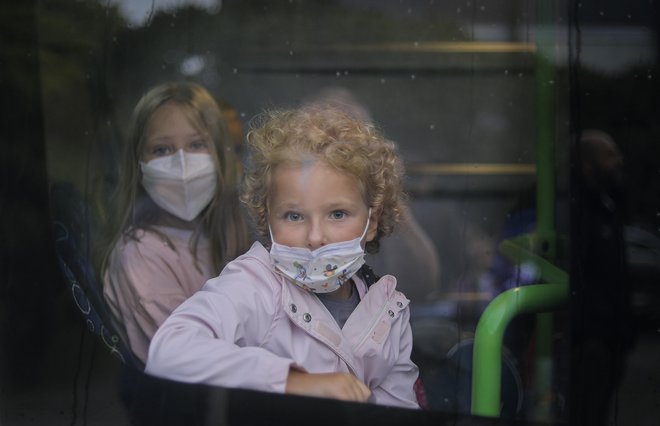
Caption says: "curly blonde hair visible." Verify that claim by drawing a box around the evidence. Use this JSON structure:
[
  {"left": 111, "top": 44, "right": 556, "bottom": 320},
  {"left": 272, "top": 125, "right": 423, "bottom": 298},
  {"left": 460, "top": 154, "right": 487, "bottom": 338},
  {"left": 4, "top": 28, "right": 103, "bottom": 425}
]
[{"left": 241, "top": 105, "right": 406, "bottom": 253}]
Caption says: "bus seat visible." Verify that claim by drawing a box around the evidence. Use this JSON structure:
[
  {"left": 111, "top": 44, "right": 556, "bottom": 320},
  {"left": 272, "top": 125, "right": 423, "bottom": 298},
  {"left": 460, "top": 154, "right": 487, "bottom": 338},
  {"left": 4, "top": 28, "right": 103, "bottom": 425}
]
[
  {"left": 421, "top": 337, "right": 524, "bottom": 417},
  {"left": 50, "top": 181, "right": 137, "bottom": 367}
]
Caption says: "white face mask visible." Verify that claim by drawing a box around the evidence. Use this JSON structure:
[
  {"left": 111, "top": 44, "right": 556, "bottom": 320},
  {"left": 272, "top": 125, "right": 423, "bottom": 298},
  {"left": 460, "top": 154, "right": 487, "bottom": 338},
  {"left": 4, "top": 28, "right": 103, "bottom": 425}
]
[
  {"left": 140, "top": 150, "right": 217, "bottom": 221},
  {"left": 269, "top": 211, "right": 371, "bottom": 293}
]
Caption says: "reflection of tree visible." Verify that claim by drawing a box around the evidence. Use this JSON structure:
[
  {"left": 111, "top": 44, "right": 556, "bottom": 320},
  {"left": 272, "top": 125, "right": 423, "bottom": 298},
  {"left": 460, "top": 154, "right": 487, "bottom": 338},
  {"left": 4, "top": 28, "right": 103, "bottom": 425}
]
[
  {"left": 36, "top": 1, "right": 121, "bottom": 98},
  {"left": 33, "top": 1, "right": 125, "bottom": 193},
  {"left": 33, "top": 1, "right": 126, "bottom": 227}
]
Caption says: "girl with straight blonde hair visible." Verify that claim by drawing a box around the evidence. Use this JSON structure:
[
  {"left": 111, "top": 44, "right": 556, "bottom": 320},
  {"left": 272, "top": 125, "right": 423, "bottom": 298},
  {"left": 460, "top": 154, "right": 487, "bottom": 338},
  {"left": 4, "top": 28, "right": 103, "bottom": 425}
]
[{"left": 101, "top": 82, "right": 249, "bottom": 366}]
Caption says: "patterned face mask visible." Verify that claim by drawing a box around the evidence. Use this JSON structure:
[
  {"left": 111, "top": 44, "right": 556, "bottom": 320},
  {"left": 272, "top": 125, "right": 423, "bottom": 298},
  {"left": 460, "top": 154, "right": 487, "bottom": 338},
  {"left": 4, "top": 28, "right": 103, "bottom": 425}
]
[
  {"left": 268, "top": 210, "right": 371, "bottom": 293},
  {"left": 140, "top": 150, "right": 217, "bottom": 221}
]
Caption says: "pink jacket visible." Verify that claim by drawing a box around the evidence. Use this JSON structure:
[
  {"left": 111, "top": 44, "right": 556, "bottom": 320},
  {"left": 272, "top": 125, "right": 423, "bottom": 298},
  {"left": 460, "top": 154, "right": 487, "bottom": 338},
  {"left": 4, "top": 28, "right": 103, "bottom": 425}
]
[
  {"left": 103, "top": 226, "right": 214, "bottom": 365},
  {"left": 146, "top": 242, "right": 419, "bottom": 409}
]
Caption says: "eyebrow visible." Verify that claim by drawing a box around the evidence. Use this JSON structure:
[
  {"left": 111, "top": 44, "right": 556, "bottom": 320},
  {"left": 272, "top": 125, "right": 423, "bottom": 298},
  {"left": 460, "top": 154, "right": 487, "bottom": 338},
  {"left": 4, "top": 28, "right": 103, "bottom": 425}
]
[
  {"left": 148, "top": 131, "right": 203, "bottom": 141},
  {"left": 269, "top": 202, "right": 301, "bottom": 212}
]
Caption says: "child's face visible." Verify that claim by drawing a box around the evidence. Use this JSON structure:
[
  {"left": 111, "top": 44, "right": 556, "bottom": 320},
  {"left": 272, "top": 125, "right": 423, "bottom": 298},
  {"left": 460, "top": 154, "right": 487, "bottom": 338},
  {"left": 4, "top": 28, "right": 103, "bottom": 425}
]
[
  {"left": 142, "top": 102, "right": 210, "bottom": 162},
  {"left": 268, "top": 161, "right": 379, "bottom": 250}
]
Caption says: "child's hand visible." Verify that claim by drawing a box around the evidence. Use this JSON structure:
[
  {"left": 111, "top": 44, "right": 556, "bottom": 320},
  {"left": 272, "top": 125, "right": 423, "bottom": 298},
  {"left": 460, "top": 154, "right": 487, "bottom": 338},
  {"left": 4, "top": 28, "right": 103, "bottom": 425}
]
[{"left": 285, "top": 369, "right": 371, "bottom": 402}]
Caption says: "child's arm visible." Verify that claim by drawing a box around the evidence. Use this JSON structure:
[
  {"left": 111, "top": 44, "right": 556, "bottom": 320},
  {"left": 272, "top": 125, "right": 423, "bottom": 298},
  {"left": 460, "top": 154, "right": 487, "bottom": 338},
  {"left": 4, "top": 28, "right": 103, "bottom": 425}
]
[
  {"left": 286, "top": 369, "right": 371, "bottom": 402},
  {"left": 145, "top": 260, "right": 296, "bottom": 394}
]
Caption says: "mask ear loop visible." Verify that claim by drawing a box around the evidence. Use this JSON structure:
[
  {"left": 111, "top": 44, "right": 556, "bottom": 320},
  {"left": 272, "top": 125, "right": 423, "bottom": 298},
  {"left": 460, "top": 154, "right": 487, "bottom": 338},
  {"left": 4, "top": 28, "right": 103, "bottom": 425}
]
[
  {"left": 359, "top": 207, "right": 372, "bottom": 243},
  {"left": 265, "top": 205, "right": 275, "bottom": 245},
  {"left": 267, "top": 223, "right": 277, "bottom": 246}
]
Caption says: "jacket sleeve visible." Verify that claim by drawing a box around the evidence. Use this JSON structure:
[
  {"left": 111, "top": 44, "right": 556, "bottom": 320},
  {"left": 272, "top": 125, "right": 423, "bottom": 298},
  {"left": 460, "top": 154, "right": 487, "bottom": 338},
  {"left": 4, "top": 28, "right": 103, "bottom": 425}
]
[
  {"left": 145, "top": 257, "right": 295, "bottom": 394},
  {"left": 370, "top": 306, "right": 420, "bottom": 409}
]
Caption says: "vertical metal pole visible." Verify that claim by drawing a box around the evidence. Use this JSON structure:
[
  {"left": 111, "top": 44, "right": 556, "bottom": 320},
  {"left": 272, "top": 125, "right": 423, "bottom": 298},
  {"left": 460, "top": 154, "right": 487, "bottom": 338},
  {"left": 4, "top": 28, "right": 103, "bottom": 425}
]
[
  {"left": 534, "top": 2, "right": 557, "bottom": 421},
  {"left": 535, "top": 1, "right": 557, "bottom": 259}
]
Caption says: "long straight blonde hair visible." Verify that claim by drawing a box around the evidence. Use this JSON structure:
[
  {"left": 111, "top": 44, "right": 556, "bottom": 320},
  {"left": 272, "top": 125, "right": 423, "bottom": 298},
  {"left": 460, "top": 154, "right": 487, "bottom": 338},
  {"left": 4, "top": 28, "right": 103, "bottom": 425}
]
[{"left": 100, "top": 82, "right": 249, "bottom": 276}]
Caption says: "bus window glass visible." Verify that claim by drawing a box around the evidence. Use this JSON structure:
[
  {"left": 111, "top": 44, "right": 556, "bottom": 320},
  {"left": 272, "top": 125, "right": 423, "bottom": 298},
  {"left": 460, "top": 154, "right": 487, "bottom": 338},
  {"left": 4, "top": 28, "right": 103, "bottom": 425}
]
[{"left": 3, "top": 0, "right": 659, "bottom": 425}]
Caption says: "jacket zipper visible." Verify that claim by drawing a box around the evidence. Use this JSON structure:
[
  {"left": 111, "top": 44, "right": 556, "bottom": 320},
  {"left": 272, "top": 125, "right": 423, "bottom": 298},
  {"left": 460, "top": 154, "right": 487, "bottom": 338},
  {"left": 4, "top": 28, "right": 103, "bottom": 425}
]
[{"left": 351, "top": 298, "right": 390, "bottom": 352}]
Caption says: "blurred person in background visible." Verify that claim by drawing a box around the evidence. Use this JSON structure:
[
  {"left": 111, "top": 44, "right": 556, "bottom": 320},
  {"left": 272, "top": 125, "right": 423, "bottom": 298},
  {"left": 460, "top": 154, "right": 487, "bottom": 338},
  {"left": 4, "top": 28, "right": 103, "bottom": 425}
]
[{"left": 100, "top": 82, "right": 249, "bottom": 366}]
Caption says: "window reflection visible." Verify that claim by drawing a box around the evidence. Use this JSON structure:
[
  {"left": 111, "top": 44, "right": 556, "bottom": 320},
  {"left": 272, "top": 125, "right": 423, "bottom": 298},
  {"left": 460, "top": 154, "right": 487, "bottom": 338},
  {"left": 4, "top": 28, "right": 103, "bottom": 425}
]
[{"left": 2, "top": 0, "right": 659, "bottom": 424}]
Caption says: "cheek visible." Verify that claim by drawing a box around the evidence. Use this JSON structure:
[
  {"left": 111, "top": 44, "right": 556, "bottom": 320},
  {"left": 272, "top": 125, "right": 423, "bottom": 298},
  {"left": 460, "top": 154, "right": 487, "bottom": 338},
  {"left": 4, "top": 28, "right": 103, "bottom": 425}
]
[{"left": 270, "top": 224, "right": 303, "bottom": 247}]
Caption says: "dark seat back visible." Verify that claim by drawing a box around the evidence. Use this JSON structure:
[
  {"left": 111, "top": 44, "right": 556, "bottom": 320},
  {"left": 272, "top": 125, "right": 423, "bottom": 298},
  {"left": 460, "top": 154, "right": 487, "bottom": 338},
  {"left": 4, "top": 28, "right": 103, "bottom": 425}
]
[{"left": 50, "top": 181, "right": 137, "bottom": 366}]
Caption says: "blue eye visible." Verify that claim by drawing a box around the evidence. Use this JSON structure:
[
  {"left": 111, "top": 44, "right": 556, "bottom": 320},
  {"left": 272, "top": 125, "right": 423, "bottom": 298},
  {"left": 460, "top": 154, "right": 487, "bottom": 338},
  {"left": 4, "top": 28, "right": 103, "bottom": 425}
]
[
  {"left": 330, "top": 210, "right": 346, "bottom": 220},
  {"left": 189, "top": 139, "right": 207, "bottom": 151},
  {"left": 286, "top": 212, "right": 302, "bottom": 221},
  {"left": 152, "top": 145, "right": 172, "bottom": 157}
]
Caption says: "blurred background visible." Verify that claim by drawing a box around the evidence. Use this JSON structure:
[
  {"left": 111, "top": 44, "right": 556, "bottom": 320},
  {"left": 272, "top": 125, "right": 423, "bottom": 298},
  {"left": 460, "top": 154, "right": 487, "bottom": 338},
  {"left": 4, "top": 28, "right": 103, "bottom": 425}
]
[{"left": 2, "top": 1, "right": 660, "bottom": 424}]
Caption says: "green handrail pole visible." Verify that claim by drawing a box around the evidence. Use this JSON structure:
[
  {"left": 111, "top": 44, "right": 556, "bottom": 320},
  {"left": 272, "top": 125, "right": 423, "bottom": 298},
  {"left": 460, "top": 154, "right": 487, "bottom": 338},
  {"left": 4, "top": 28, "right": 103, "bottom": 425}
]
[
  {"left": 471, "top": 283, "right": 569, "bottom": 417},
  {"left": 535, "top": 1, "right": 557, "bottom": 259},
  {"left": 533, "top": 312, "right": 555, "bottom": 419},
  {"left": 534, "top": 2, "right": 559, "bottom": 420},
  {"left": 470, "top": 1, "right": 564, "bottom": 419}
]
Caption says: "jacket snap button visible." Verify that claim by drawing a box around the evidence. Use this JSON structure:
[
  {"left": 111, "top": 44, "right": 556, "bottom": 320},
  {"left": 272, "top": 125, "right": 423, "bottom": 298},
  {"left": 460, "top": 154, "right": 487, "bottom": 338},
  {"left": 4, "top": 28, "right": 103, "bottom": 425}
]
[
  {"left": 396, "top": 301, "right": 403, "bottom": 308},
  {"left": 290, "top": 304, "right": 297, "bottom": 313},
  {"left": 388, "top": 310, "right": 395, "bottom": 317},
  {"left": 303, "top": 313, "right": 312, "bottom": 322}
]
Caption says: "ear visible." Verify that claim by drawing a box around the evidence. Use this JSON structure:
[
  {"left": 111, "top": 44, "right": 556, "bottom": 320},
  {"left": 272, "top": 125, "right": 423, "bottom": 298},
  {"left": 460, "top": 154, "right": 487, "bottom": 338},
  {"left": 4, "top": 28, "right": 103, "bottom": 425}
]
[{"left": 366, "top": 207, "right": 381, "bottom": 242}]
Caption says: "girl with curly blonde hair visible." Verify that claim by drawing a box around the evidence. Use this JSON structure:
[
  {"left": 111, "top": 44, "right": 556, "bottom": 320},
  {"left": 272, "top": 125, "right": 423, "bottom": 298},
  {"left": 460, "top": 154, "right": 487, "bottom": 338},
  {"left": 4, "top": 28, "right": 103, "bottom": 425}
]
[{"left": 146, "top": 105, "right": 420, "bottom": 409}]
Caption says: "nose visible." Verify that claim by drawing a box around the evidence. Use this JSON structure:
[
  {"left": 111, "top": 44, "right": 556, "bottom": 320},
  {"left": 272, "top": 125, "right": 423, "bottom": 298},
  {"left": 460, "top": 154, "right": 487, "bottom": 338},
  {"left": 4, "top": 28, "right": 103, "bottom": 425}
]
[{"left": 307, "top": 220, "right": 325, "bottom": 250}]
